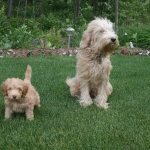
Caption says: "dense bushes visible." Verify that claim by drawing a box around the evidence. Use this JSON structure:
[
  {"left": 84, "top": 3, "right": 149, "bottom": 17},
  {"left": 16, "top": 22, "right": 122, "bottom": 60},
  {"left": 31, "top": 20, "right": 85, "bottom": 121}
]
[
  {"left": 0, "top": 6, "right": 12, "bottom": 49},
  {"left": 0, "top": 0, "right": 150, "bottom": 50},
  {"left": 0, "top": 7, "right": 41, "bottom": 49},
  {"left": 118, "top": 25, "right": 150, "bottom": 49}
]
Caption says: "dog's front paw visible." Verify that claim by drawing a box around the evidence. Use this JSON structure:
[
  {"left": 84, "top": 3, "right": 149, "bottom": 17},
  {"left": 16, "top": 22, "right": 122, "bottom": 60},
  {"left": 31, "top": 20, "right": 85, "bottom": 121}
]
[
  {"left": 95, "top": 102, "right": 109, "bottom": 109},
  {"left": 37, "top": 104, "right": 41, "bottom": 108},
  {"left": 4, "top": 117, "right": 11, "bottom": 121},
  {"left": 106, "top": 82, "right": 113, "bottom": 96},
  {"left": 79, "top": 98, "right": 93, "bottom": 107},
  {"left": 94, "top": 95, "right": 109, "bottom": 109},
  {"left": 27, "top": 117, "right": 34, "bottom": 121}
]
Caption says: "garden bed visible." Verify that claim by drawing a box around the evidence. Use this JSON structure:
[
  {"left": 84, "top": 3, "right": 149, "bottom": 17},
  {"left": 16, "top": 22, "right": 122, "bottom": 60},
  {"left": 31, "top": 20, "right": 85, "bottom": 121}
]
[
  {"left": 0, "top": 48, "right": 78, "bottom": 58},
  {"left": 0, "top": 47, "right": 150, "bottom": 58}
]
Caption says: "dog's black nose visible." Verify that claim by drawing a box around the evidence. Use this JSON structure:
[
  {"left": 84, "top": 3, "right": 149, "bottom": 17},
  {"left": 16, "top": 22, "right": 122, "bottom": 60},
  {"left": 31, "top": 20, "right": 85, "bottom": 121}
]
[
  {"left": 111, "top": 38, "right": 116, "bottom": 42},
  {"left": 13, "top": 95, "right": 17, "bottom": 99}
]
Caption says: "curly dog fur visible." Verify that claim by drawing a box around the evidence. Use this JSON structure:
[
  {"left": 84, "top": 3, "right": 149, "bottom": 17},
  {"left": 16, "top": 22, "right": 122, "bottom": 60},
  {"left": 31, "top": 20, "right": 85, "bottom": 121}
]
[
  {"left": 1, "top": 65, "right": 40, "bottom": 120},
  {"left": 66, "top": 18, "right": 119, "bottom": 108}
]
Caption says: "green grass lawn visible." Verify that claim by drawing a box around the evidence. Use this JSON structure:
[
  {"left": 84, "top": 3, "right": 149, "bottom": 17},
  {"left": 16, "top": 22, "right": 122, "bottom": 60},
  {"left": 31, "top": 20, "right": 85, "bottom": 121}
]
[{"left": 0, "top": 55, "right": 150, "bottom": 149}]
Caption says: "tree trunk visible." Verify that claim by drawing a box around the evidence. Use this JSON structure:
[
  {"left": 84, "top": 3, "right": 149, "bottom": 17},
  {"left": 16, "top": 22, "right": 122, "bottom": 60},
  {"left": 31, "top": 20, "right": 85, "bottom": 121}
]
[
  {"left": 115, "top": 0, "right": 118, "bottom": 34},
  {"left": 93, "top": 0, "right": 98, "bottom": 16},
  {"left": 33, "top": 0, "right": 35, "bottom": 20},
  {"left": 23, "top": 0, "right": 27, "bottom": 23},
  {"left": 16, "top": 0, "right": 21, "bottom": 27},
  {"left": 74, "top": 0, "right": 80, "bottom": 25},
  {"left": 39, "top": 0, "right": 43, "bottom": 18},
  {"left": 7, "top": 0, "right": 13, "bottom": 19}
]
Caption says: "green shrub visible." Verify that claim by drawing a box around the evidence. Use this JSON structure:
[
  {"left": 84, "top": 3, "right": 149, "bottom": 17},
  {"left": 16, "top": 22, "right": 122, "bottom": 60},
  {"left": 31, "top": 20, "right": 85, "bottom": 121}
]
[
  {"left": 118, "top": 25, "right": 150, "bottom": 48},
  {"left": 24, "top": 19, "right": 41, "bottom": 38},
  {"left": 38, "top": 14, "right": 62, "bottom": 30},
  {"left": 47, "top": 28, "right": 65, "bottom": 48},
  {"left": 10, "top": 24, "right": 33, "bottom": 48},
  {"left": 137, "top": 27, "right": 150, "bottom": 49},
  {"left": 0, "top": 6, "right": 11, "bottom": 35},
  {"left": 32, "top": 28, "right": 66, "bottom": 49},
  {"left": 0, "top": 6, "right": 12, "bottom": 49}
]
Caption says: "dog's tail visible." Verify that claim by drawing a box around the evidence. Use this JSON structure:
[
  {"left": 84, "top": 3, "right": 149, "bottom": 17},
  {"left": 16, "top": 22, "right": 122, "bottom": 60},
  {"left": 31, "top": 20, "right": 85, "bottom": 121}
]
[
  {"left": 66, "top": 77, "right": 80, "bottom": 97},
  {"left": 24, "top": 65, "right": 32, "bottom": 84}
]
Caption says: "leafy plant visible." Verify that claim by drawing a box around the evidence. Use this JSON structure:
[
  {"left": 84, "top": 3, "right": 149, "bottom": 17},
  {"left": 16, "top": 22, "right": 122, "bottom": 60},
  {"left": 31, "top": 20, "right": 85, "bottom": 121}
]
[
  {"left": 31, "top": 28, "right": 66, "bottom": 49},
  {"left": 38, "top": 14, "right": 62, "bottom": 31},
  {"left": 44, "top": 28, "right": 65, "bottom": 48},
  {"left": 10, "top": 24, "right": 32, "bottom": 48},
  {"left": 131, "top": 33, "right": 138, "bottom": 47},
  {"left": 0, "top": 6, "right": 11, "bottom": 35},
  {"left": 118, "top": 25, "right": 150, "bottom": 48},
  {"left": 0, "top": 6, "right": 12, "bottom": 49},
  {"left": 137, "top": 27, "right": 150, "bottom": 49}
]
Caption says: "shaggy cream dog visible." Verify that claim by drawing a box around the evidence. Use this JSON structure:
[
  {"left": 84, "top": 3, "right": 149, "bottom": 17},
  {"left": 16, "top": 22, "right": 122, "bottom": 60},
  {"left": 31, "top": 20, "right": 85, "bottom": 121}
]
[
  {"left": 1, "top": 65, "right": 40, "bottom": 120},
  {"left": 66, "top": 18, "right": 119, "bottom": 109}
]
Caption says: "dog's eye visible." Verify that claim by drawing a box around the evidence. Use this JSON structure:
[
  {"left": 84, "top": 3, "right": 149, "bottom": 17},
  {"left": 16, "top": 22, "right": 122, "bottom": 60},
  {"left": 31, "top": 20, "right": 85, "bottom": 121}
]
[
  {"left": 7, "top": 88, "right": 11, "bottom": 91},
  {"left": 100, "top": 30, "right": 105, "bottom": 33}
]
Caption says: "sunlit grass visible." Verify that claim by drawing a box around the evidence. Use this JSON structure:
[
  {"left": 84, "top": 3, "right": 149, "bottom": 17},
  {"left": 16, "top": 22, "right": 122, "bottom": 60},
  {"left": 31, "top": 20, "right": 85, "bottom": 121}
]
[{"left": 0, "top": 55, "right": 150, "bottom": 149}]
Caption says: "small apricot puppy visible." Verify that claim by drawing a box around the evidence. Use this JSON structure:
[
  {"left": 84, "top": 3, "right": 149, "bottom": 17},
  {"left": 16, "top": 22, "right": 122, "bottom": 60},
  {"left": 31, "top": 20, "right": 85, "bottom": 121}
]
[{"left": 1, "top": 65, "right": 40, "bottom": 120}]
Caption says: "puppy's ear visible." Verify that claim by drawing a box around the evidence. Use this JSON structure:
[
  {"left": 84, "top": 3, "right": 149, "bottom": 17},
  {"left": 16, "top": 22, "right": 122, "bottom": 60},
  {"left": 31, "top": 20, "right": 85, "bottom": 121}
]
[
  {"left": 22, "top": 84, "right": 28, "bottom": 97},
  {"left": 1, "top": 82, "right": 7, "bottom": 96},
  {"left": 80, "top": 30, "right": 91, "bottom": 49}
]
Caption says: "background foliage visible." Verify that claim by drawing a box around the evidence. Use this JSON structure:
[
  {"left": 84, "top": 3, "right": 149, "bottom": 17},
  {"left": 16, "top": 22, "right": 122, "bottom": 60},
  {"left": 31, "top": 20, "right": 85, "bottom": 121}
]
[{"left": 0, "top": 0, "right": 150, "bottom": 49}]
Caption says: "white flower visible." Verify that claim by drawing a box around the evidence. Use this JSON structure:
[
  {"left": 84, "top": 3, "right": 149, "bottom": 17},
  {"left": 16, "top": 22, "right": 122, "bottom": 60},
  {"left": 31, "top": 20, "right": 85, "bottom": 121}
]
[
  {"left": 75, "top": 49, "right": 78, "bottom": 53},
  {"left": 146, "top": 50, "right": 150, "bottom": 54}
]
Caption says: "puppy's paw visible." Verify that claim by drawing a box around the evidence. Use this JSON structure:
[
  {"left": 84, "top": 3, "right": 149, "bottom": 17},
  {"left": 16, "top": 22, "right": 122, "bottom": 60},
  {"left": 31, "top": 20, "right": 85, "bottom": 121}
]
[
  {"left": 4, "top": 117, "right": 11, "bottom": 121},
  {"left": 79, "top": 98, "right": 93, "bottom": 107},
  {"left": 37, "top": 104, "right": 41, "bottom": 108}
]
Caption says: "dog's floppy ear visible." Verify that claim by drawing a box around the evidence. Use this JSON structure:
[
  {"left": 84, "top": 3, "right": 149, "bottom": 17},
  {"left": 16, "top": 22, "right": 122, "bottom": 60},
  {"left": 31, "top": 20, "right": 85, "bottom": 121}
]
[
  {"left": 22, "top": 84, "right": 28, "bottom": 97},
  {"left": 80, "top": 30, "right": 91, "bottom": 49},
  {"left": 1, "top": 82, "right": 7, "bottom": 96}
]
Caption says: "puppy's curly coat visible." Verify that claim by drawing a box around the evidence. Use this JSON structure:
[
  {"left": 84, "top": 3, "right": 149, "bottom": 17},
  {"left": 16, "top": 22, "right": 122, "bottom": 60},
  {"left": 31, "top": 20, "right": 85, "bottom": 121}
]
[
  {"left": 66, "top": 18, "right": 119, "bottom": 108},
  {"left": 1, "top": 65, "right": 40, "bottom": 120}
]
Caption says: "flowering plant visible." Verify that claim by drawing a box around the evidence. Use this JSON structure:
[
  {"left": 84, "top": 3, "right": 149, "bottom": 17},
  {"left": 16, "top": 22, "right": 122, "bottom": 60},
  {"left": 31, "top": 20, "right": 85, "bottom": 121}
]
[
  {"left": 0, "top": 48, "right": 78, "bottom": 58},
  {"left": 112, "top": 49, "right": 150, "bottom": 56}
]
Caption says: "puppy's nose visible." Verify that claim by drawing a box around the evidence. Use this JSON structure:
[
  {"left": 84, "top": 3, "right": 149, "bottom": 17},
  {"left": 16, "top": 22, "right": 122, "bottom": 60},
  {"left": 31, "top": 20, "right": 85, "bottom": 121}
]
[
  {"left": 13, "top": 95, "right": 17, "bottom": 99},
  {"left": 111, "top": 38, "right": 116, "bottom": 42}
]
